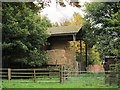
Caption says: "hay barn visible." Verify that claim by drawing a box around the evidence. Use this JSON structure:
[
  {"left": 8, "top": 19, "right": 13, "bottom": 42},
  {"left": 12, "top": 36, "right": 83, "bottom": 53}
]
[{"left": 46, "top": 25, "right": 84, "bottom": 69}]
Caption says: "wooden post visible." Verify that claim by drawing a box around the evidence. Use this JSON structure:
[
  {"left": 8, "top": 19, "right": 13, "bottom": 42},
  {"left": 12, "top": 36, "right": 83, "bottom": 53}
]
[
  {"left": 63, "top": 66, "right": 65, "bottom": 82},
  {"left": 56, "top": 60, "right": 57, "bottom": 67},
  {"left": 69, "top": 59, "right": 71, "bottom": 65},
  {"left": 117, "top": 73, "right": 120, "bottom": 87},
  {"left": 34, "top": 69, "right": 36, "bottom": 83},
  {"left": 60, "top": 65, "right": 63, "bottom": 83},
  {"left": 79, "top": 39, "right": 82, "bottom": 71},
  {"left": 85, "top": 43, "right": 88, "bottom": 70},
  {"left": 8, "top": 68, "right": 11, "bottom": 83},
  {"left": 80, "top": 39, "right": 82, "bottom": 60},
  {"left": 73, "top": 34, "right": 76, "bottom": 69},
  {"left": 69, "top": 59, "right": 71, "bottom": 70}
]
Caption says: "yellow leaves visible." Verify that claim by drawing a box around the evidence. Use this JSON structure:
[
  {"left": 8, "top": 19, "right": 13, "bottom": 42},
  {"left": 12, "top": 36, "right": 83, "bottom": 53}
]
[
  {"left": 69, "top": 40, "right": 85, "bottom": 53},
  {"left": 74, "top": 13, "right": 83, "bottom": 26},
  {"left": 65, "top": 13, "right": 85, "bottom": 55},
  {"left": 56, "top": 12, "right": 84, "bottom": 54},
  {"left": 68, "top": 23, "right": 75, "bottom": 26},
  {"left": 59, "top": 12, "right": 83, "bottom": 26},
  {"left": 66, "top": 13, "right": 83, "bottom": 26},
  {"left": 87, "top": 45, "right": 101, "bottom": 65}
]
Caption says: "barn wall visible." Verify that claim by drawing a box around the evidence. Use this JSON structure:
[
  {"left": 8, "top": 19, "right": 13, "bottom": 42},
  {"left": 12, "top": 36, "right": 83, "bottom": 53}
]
[{"left": 47, "top": 40, "right": 74, "bottom": 68}]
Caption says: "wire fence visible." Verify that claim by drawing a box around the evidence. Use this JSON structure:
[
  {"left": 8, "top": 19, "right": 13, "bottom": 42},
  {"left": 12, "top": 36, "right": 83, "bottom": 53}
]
[
  {"left": 61, "top": 64, "right": 120, "bottom": 86},
  {"left": 0, "top": 64, "right": 120, "bottom": 86}
]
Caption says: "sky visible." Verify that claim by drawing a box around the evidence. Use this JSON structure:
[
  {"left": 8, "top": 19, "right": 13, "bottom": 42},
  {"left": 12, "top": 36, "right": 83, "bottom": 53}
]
[{"left": 34, "top": 0, "right": 89, "bottom": 24}]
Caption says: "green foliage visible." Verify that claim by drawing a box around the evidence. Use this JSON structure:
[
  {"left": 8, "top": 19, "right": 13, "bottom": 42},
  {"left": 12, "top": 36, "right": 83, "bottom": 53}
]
[
  {"left": 83, "top": 2, "right": 120, "bottom": 58},
  {"left": 52, "top": 22, "right": 59, "bottom": 27},
  {"left": 87, "top": 45, "right": 101, "bottom": 65},
  {"left": 76, "top": 45, "right": 101, "bottom": 65},
  {"left": 2, "top": 2, "right": 52, "bottom": 68},
  {"left": 83, "top": 2, "right": 120, "bottom": 86}
]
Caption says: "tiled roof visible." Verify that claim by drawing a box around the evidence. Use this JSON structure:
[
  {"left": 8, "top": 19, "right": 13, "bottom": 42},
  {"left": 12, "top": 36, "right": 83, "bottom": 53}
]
[{"left": 47, "top": 25, "right": 82, "bottom": 36}]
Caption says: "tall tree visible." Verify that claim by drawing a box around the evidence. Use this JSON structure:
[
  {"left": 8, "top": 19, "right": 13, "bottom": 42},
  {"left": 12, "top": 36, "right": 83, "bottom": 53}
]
[
  {"left": 83, "top": 2, "right": 120, "bottom": 86},
  {"left": 83, "top": 2, "right": 120, "bottom": 59},
  {"left": 2, "top": 2, "right": 52, "bottom": 68}
]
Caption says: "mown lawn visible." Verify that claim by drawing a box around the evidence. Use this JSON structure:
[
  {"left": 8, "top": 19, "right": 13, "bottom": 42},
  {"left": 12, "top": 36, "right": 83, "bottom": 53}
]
[{"left": 2, "top": 74, "right": 118, "bottom": 88}]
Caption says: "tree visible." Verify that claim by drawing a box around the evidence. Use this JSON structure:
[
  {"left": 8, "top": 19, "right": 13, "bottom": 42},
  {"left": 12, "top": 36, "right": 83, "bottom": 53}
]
[
  {"left": 83, "top": 2, "right": 120, "bottom": 57},
  {"left": 2, "top": 2, "right": 52, "bottom": 68},
  {"left": 83, "top": 2, "right": 120, "bottom": 86},
  {"left": 59, "top": 12, "right": 83, "bottom": 26},
  {"left": 69, "top": 12, "right": 83, "bottom": 26}
]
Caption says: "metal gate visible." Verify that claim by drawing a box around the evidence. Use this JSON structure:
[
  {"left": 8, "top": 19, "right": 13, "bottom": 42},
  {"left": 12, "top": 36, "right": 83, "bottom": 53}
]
[{"left": 61, "top": 65, "right": 120, "bottom": 87}]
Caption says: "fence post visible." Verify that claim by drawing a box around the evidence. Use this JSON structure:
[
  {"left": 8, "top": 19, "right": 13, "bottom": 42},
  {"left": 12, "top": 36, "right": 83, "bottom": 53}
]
[
  {"left": 56, "top": 60, "right": 58, "bottom": 67},
  {"left": 34, "top": 69, "right": 36, "bottom": 83},
  {"left": 118, "top": 73, "right": 120, "bottom": 87},
  {"left": 8, "top": 68, "right": 11, "bottom": 83},
  {"left": 62, "top": 66, "right": 64, "bottom": 82},
  {"left": 60, "top": 65, "right": 63, "bottom": 83}
]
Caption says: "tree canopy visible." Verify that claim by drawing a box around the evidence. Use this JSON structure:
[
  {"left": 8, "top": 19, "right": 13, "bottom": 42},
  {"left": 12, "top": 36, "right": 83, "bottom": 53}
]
[
  {"left": 83, "top": 2, "right": 120, "bottom": 59},
  {"left": 2, "top": 2, "right": 52, "bottom": 68}
]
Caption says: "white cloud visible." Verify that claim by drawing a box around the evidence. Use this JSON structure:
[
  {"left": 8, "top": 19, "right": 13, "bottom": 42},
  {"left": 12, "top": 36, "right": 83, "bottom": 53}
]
[{"left": 40, "top": 0, "right": 88, "bottom": 24}]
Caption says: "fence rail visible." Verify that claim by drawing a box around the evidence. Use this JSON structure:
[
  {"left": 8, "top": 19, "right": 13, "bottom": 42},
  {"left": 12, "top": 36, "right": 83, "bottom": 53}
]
[
  {"left": 1, "top": 65, "right": 120, "bottom": 85},
  {"left": 0, "top": 66, "right": 63, "bottom": 83},
  {"left": 61, "top": 70, "right": 120, "bottom": 86}
]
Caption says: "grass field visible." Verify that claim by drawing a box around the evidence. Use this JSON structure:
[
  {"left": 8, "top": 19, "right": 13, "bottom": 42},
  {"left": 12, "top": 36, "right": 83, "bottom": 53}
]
[{"left": 2, "top": 74, "right": 118, "bottom": 88}]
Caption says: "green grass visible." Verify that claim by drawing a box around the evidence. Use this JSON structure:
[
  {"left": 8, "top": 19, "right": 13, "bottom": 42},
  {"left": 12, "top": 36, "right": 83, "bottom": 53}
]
[{"left": 2, "top": 75, "right": 118, "bottom": 88}]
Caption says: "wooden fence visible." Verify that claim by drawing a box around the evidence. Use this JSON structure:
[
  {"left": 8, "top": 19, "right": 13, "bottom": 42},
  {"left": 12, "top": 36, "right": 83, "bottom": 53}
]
[
  {"left": 0, "top": 65, "right": 65, "bottom": 83},
  {"left": 2, "top": 64, "right": 119, "bottom": 85}
]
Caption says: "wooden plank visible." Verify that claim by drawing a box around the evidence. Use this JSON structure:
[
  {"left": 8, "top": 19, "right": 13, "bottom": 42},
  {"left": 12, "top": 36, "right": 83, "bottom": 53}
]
[
  {"left": 11, "top": 76, "right": 33, "bottom": 77},
  {"left": 11, "top": 69, "right": 34, "bottom": 71},
  {"left": 35, "top": 68, "right": 59, "bottom": 71},
  {"left": 11, "top": 68, "right": 59, "bottom": 71},
  {"left": 11, "top": 73, "right": 34, "bottom": 74},
  {"left": 0, "top": 75, "right": 8, "bottom": 77},
  {"left": 0, "top": 72, "right": 8, "bottom": 74},
  {"left": 0, "top": 68, "right": 8, "bottom": 70},
  {"left": 12, "top": 79, "right": 33, "bottom": 80},
  {"left": 36, "top": 76, "right": 59, "bottom": 78},
  {"left": 11, "top": 72, "right": 56, "bottom": 74},
  {"left": 36, "top": 73, "right": 58, "bottom": 75},
  {"left": 35, "top": 73, "right": 49, "bottom": 74}
]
